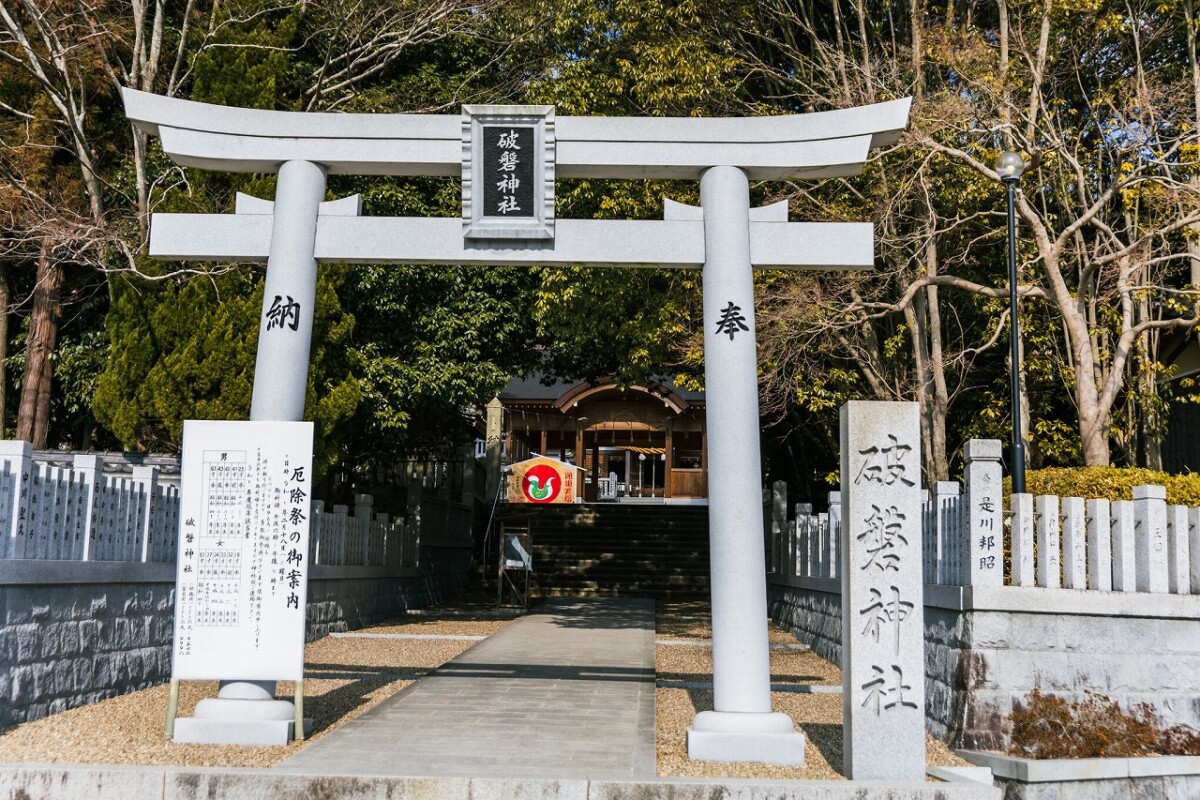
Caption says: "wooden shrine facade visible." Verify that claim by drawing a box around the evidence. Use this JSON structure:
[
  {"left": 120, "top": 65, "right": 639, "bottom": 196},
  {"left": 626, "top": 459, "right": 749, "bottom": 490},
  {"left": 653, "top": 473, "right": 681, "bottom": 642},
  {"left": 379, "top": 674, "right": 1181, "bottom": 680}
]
[{"left": 498, "top": 377, "right": 707, "bottom": 501}]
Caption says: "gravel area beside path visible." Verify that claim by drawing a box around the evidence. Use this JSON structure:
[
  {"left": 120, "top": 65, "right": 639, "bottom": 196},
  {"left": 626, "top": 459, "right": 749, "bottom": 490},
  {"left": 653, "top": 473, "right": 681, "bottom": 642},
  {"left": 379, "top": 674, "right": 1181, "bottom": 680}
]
[
  {"left": 654, "top": 600, "right": 971, "bottom": 780},
  {"left": 0, "top": 598, "right": 970, "bottom": 779},
  {"left": 0, "top": 613, "right": 515, "bottom": 769}
]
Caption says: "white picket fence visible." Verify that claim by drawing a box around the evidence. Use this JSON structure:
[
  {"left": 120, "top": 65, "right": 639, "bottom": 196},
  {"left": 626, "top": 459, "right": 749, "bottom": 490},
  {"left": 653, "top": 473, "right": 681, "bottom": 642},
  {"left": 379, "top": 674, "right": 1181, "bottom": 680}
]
[
  {"left": 0, "top": 441, "right": 445, "bottom": 567},
  {"left": 774, "top": 439, "right": 1200, "bottom": 596}
]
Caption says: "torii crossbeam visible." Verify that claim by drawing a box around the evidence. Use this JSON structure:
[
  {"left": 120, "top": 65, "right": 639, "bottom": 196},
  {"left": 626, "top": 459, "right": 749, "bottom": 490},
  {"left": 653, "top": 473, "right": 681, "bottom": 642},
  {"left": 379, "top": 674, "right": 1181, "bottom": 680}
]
[{"left": 123, "top": 88, "right": 911, "bottom": 762}]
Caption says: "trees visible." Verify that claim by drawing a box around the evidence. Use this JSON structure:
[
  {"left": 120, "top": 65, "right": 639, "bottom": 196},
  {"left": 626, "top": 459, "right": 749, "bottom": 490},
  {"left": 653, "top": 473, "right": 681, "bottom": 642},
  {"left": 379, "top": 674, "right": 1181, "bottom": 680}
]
[{"left": 730, "top": 0, "right": 1200, "bottom": 480}]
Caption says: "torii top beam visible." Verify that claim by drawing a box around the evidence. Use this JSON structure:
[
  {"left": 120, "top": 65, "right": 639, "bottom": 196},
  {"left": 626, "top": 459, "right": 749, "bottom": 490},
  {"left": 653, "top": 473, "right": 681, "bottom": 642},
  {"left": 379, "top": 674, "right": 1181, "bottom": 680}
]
[{"left": 122, "top": 89, "right": 910, "bottom": 181}]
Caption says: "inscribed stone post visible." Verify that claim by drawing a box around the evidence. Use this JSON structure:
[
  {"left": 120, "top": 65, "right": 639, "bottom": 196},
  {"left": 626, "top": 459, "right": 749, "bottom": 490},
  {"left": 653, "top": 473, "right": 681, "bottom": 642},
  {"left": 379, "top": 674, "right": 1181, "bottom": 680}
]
[
  {"left": 0, "top": 440, "right": 31, "bottom": 559},
  {"left": 1166, "top": 504, "right": 1190, "bottom": 595},
  {"left": 1010, "top": 493, "right": 1035, "bottom": 586},
  {"left": 1035, "top": 494, "right": 1061, "bottom": 589},
  {"left": 1133, "top": 485, "right": 1168, "bottom": 593},
  {"left": 1061, "top": 497, "right": 1086, "bottom": 590},
  {"left": 1086, "top": 499, "right": 1112, "bottom": 592},
  {"left": 964, "top": 440, "right": 1003, "bottom": 587},
  {"left": 1112, "top": 500, "right": 1137, "bottom": 591},
  {"left": 840, "top": 401, "right": 924, "bottom": 781}
]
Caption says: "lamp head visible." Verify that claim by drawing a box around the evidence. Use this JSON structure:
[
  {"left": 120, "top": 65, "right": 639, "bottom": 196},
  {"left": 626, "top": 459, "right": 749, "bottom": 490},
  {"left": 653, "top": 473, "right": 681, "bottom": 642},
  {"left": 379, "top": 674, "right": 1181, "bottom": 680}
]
[{"left": 995, "top": 151, "right": 1026, "bottom": 182}]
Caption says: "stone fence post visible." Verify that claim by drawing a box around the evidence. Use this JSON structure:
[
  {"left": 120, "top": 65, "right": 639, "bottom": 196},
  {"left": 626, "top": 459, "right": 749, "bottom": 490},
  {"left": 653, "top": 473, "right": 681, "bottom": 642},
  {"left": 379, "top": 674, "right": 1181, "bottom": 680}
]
[
  {"left": 964, "top": 440, "right": 1002, "bottom": 587},
  {"left": 1133, "top": 485, "right": 1168, "bottom": 593}
]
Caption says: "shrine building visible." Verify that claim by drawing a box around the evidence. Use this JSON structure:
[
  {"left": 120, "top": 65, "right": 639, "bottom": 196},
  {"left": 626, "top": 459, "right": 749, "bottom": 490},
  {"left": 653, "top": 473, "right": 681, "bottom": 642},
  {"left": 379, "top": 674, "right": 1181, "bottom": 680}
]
[{"left": 496, "top": 376, "right": 708, "bottom": 502}]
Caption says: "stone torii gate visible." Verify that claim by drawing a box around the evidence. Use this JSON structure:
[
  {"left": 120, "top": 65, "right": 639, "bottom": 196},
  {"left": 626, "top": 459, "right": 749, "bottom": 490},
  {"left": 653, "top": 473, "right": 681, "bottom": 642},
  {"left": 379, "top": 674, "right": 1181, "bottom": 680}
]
[{"left": 123, "top": 89, "right": 910, "bottom": 763}]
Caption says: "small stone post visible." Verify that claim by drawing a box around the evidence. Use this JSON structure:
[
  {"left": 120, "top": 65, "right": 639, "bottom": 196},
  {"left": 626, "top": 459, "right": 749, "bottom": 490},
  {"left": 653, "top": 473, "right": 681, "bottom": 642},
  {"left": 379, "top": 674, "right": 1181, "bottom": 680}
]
[
  {"left": 1086, "top": 499, "right": 1112, "bottom": 591},
  {"left": 1035, "top": 495, "right": 1061, "bottom": 588},
  {"left": 1061, "top": 497, "right": 1086, "bottom": 589},
  {"left": 964, "top": 440, "right": 1003, "bottom": 587},
  {"left": 827, "top": 491, "right": 842, "bottom": 579},
  {"left": 1166, "top": 504, "right": 1190, "bottom": 595},
  {"left": 933, "top": 481, "right": 959, "bottom": 584},
  {"left": 1133, "top": 485, "right": 1168, "bottom": 593},
  {"left": 840, "top": 401, "right": 924, "bottom": 781},
  {"left": 1189, "top": 508, "right": 1200, "bottom": 594},
  {"left": 1111, "top": 500, "right": 1137, "bottom": 591},
  {"left": 0, "top": 440, "right": 32, "bottom": 559},
  {"left": 1010, "top": 493, "right": 1035, "bottom": 586}
]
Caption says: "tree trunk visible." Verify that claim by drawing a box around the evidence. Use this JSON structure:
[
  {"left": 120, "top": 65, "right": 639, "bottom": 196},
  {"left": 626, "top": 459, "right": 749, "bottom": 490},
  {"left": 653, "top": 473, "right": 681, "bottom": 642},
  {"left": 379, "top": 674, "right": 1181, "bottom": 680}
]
[
  {"left": 16, "top": 241, "right": 63, "bottom": 449},
  {"left": 0, "top": 264, "right": 8, "bottom": 437}
]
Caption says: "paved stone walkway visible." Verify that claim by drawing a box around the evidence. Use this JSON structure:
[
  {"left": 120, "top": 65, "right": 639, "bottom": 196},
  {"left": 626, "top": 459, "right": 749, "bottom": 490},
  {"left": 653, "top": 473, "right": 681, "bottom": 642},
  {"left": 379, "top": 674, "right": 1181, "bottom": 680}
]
[{"left": 276, "top": 597, "right": 657, "bottom": 780}]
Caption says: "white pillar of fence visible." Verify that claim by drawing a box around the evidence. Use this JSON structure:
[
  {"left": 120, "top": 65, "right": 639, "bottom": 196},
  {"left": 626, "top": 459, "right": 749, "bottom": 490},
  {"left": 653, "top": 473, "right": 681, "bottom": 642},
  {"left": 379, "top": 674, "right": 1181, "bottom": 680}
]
[
  {"left": 1133, "top": 484, "right": 1169, "bottom": 594},
  {"left": 964, "top": 439, "right": 1003, "bottom": 587},
  {"left": 1112, "top": 500, "right": 1137, "bottom": 591},
  {"left": 134, "top": 466, "right": 159, "bottom": 562},
  {"left": 933, "top": 481, "right": 960, "bottom": 585},
  {"left": 1167, "top": 504, "right": 1191, "bottom": 595},
  {"left": 1061, "top": 497, "right": 1086, "bottom": 589},
  {"left": 0, "top": 441, "right": 32, "bottom": 559},
  {"left": 1010, "top": 493, "right": 1035, "bottom": 587},
  {"left": 1035, "top": 494, "right": 1061, "bottom": 589},
  {"left": 827, "top": 491, "right": 841, "bottom": 579},
  {"left": 794, "top": 503, "right": 810, "bottom": 578},
  {"left": 1086, "top": 498, "right": 1112, "bottom": 591},
  {"left": 770, "top": 481, "right": 786, "bottom": 574},
  {"left": 1190, "top": 508, "right": 1200, "bottom": 594}
]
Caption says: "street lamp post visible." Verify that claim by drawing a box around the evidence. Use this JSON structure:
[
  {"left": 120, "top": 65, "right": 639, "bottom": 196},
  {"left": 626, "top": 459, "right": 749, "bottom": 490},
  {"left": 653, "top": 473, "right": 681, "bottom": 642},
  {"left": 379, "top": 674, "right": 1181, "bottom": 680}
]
[{"left": 996, "top": 151, "right": 1027, "bottom": 494}]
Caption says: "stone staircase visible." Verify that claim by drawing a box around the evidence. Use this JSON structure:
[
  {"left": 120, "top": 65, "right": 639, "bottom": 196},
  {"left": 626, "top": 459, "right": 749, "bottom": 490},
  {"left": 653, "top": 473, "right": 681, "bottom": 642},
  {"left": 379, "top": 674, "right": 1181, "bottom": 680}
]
[{"left": 495, "top": 504, "right": 711, "bottom": 599}]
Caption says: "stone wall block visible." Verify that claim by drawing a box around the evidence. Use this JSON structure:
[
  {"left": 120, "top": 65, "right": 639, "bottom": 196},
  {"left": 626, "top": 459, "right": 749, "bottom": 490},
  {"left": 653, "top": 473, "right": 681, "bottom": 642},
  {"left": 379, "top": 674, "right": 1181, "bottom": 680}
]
[
  {"left": 966, "top": 612, "right": 1011, "bottom": 649},
  {"left": 16, "top": 625, "right": 40, "bottom": 662},
  {"left": 77, "top": 619, "right": 100, "bottom": 653},
  {"left": 9, "top": 664, "right": 33, "bottom": 703}
]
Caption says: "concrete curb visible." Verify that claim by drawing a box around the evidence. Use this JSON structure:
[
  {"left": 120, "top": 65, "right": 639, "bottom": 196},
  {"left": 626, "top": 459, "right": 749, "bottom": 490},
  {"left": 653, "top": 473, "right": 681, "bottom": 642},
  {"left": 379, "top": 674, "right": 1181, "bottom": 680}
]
[
  {"left": 0, "top": 764, "right": 1005, "bottom": 800},
  {"left": 957, "top": 749, "right": 1200, "bottom": 782}
]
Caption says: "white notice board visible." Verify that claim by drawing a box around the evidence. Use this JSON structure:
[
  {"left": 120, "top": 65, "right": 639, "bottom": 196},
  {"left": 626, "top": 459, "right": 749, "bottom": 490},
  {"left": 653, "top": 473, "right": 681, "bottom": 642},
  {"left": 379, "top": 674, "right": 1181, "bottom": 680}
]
[{"left": 171, "top": 420, "right": 314, "bottom": 681}]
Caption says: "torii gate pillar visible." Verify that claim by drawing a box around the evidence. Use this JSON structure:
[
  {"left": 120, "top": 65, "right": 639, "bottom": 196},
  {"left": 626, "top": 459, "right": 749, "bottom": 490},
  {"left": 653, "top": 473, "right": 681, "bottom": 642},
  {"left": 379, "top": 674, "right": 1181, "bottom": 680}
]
[{"left": 687, "top": 165, "right": 805, "bottom": 762}]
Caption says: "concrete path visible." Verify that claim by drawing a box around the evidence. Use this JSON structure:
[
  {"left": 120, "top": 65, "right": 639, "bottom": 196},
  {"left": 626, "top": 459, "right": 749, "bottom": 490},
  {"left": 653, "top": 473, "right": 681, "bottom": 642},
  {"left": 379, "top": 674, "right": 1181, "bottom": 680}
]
[{"left": 276, "top": 597, "right": 657, "bottom": 780}]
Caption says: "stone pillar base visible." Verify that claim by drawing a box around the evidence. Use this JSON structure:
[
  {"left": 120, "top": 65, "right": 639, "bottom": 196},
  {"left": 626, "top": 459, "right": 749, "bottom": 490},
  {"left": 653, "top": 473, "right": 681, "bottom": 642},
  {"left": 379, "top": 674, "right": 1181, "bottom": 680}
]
[
  {"left": 686, "top": 710, "right": 806, "bottom": 765},
  {"left": 173, "top": 716, "right": 312, "bottom": 746},
  {"left": 172, "top": 696, "right": 311, "bottom": 746}
]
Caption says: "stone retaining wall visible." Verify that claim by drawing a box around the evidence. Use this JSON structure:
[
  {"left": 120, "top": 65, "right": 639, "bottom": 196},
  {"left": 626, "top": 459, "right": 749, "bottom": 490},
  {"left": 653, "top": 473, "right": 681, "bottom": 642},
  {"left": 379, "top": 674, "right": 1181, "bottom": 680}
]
[
  {"left": 769, "top": 577, "right": 1200, "bottom": 750},
  {"left": 0, "top": 543, "right": 471, "bottom": 731}
]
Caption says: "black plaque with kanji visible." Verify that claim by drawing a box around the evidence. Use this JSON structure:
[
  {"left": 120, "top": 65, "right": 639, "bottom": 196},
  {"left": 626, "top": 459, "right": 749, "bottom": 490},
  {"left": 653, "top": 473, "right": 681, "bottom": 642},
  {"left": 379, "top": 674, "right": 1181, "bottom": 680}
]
[{"left": 482, "top": 125, "right": 536, "bottom": 218}]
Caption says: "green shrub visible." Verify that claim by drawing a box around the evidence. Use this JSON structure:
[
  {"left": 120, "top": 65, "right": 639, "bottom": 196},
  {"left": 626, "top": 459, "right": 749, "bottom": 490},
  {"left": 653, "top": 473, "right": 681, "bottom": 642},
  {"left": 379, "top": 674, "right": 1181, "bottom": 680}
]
[
  {"left": 1009, "top": 689, "right": 1200, "bottom": 758},
  {"left": 1005, "top": 467, "right": 1200, "bottom": 506}
]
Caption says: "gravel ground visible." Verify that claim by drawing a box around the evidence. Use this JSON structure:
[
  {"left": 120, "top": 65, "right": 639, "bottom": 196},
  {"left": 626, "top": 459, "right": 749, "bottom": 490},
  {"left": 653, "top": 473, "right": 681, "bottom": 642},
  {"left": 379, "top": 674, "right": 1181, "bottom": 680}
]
[{"left": 0, "top": 600, "right": 969, "bottom": 778}]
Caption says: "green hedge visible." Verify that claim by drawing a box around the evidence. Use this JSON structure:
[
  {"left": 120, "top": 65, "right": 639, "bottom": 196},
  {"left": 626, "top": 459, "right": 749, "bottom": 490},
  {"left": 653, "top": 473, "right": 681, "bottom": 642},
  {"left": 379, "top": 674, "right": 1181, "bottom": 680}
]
[{"left": 1006, "top": 467, "right": 1200, "bottom": 507}]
